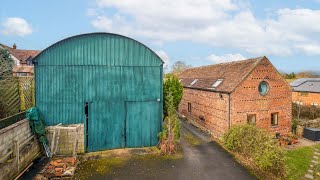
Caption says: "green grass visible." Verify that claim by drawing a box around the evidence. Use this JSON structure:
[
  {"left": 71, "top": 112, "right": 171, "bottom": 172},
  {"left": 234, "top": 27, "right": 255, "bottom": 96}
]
[
  {"left": 285, "top": 144, "right": 320, "bottom": 179},
  {"left": 182, "top": 130, "right": 202, "bottom": 146}
]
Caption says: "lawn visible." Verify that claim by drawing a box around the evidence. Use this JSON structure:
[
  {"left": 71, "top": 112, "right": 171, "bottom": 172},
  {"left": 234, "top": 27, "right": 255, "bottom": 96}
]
[{"left": 285, "top": 144, "right": 320, "bottom": 179}]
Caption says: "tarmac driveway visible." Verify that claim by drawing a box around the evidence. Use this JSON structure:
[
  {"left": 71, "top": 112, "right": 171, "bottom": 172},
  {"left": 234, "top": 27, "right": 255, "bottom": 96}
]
[{"left": 86, "top": 120, "right": 255, "bottom": 180}]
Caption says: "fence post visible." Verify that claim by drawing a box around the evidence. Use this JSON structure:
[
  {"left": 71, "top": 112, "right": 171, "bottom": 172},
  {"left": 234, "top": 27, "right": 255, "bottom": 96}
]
[
  {"left": 18, "top": 79, "right": 26, "bottom": 111},
  {"left": 31, "top": 78, "right": 35, "bottom": 106}
]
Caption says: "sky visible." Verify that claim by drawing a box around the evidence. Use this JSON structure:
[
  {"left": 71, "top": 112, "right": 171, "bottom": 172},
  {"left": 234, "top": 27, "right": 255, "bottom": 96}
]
[{"left": 0, "top": 0, "right": 320, "bottom": 73}]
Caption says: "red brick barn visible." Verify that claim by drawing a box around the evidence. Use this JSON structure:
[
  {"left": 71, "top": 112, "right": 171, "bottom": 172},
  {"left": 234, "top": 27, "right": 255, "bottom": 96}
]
[{"left": 178, "top": 56, "right": 292, "bottom": 137}]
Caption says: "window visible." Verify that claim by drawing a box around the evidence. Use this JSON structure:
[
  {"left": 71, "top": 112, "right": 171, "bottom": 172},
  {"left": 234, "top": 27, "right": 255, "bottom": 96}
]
[
  {"left": 190, "top": 79, "right": 198, "bottom": 86},
  {"left": 298, "top": 92, "right": 309, "bottom": 96},
  {"left": 271, "top": 113, "right": 278, "bottom": 126},
  {"left": 188, "top": 102, "right": 192, "bottom": 113},
  {"left": 212, "top": 79, "right": 223, "bottom": 88},
  {"left": 247, "top": 114, "right": 256, "bottom": 124},
  {"left": 179, "top": 79, "right": 182, "bottom": 83},
  {"left": 258, "top": 81, "right": 269, "bottom": 96},
  {"left": 311, "top": 102, "right": 318, "bottom": 106},
  {"left": 17, "top": 72, "right": 27, "bottom": 76}
]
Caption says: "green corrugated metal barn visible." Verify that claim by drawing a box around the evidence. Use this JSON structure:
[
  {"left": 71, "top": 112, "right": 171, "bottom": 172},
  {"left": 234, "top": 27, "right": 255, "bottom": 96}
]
[{"left": 33, "top": 33, "right": 163, "bottom": 152}]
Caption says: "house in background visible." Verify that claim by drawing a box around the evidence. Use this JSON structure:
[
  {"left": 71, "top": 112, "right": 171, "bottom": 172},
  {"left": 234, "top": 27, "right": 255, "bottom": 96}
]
[
  {"left": 290, "top": 78, "right": 320, "bottom": 106},
  {"left": 0, "top": 43, "right": 40, "bottom": 76},
  {"left": 178, "top": 56, "right": 292, "bottom": 137}
]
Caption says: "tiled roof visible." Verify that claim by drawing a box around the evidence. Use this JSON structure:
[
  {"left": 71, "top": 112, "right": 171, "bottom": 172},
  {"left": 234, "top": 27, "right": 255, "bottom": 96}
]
[
  {"left": 0, "top": 44, "right": 40, "bottom": 64},
  {"left": 178, "top": 57, "right": 265, "bottom": 93},
  {"left": 290, "top": 78, "right": 320, "bottom": 93},
  {"left": 12, "top": 65, "right": 34, "bottom": 74}
]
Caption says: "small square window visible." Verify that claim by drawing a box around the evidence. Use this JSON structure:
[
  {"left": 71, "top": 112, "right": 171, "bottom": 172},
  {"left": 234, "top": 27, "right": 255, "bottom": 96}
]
[
  {"left": 271, "top": 113, "right": 278, "bottom": 126},
  {"left": 188, "top": 102, "right": 192, "bottom": 113},
  {"left": 247, "top": 114, "right": 256, "bottom": 124}
]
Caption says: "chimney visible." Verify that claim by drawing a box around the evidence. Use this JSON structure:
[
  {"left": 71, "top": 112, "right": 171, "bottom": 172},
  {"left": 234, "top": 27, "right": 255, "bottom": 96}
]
[{"left": 13, "top": 43, "right": 17, "bottom": 49}]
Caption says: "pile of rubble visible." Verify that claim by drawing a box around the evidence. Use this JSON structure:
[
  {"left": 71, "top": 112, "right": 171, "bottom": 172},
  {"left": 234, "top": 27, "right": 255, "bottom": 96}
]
[{"left": 35, "top": 157, "right": 78, "bottom": 179}]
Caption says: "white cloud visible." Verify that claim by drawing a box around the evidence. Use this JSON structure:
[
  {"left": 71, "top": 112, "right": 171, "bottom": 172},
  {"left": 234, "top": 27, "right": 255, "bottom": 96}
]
[
  {"left": 1, "top": 17, "right": 33, "bottom": 36},
  {"left": 295, "top": 43, "right": 320, "bottom": 55},
  {"left": 91, "top": 16, "right": 113, "bottom": 31},
  {"left": 155, "top": 50, "right": 170, "bottom": 67},
  {"left": 88, "top": 1, "right": 320, "bottom": 57},
  {"left": 206, "top": 53, "right": 246, "bottom": 63}
]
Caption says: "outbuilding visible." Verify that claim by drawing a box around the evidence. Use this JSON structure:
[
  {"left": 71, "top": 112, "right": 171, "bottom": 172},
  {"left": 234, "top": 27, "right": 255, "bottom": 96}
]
[
  {"left": 178, "top": 56, "right": 292, "bottom": 137},
  {"left": 34, "top": 33, "right": 163, "bottom": 152}
]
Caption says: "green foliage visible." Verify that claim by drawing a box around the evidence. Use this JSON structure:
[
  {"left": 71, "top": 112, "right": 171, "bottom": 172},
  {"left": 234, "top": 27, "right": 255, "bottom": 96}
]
[
  {"left": 158, "top": 92, "right": 181, "bottom": 154},
  {"left": 285, "top": 145, "right": 318, "bottom": 179},
  {"left": 223, "top": 124, "right": 285, "bottom": 177},
  {"left": 0, "top": 48, "right": 14, "bottom": 77},
  {"left": 292, "top": 118, "right": 297, "bottom": 134},
  {"left": 282, "top": 72, "right": 296, "bottom": 79},
  {"left": 163, "top": 74, "right": 183, "bottom": 118}
]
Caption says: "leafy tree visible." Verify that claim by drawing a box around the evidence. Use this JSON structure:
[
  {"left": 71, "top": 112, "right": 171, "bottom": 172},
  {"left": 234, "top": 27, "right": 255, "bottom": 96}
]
[
  {"left": 0, "top": 48, "right": 14, "bottom": 77},
  {"left": 163, "top": 74, "right": 183, "bottom": 118},
  {"left": 171, "top": 61, "right": 191, "bottom": 74},
  {"left": 282, "top": 72, "right": 296, "bottom": 79},
  {"left": 158, "top": 92, "right": 181, "bottom": 154}
]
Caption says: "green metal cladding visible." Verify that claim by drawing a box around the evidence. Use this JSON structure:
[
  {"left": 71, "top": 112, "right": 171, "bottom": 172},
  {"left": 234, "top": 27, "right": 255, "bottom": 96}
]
[{"left": 34, "top": 33, "right": 163, "bottom": 151}]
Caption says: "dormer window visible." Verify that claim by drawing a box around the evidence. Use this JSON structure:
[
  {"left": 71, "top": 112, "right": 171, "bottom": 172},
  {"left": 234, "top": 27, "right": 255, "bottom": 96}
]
[
  {"left": 212, "top": 79, "right": 223, "bottom": 88},
  {"left": 190, "top": 79, "right": 198, "bottom": 86},
  {"left": 179, "top": 79, "right": 182, "bottom": 83}
]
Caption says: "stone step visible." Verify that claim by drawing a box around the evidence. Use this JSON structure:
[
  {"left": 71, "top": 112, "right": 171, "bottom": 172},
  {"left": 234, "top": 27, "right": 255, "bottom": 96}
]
[
  {"left": 305, "top": 174, "right": 314, "bottom": 179},
  {"left": 308, "top": 169, "right": 314, "bottom": 173},
  {"left": 311, "top": 160, "right": 318, "bottom": 164},
  {"left": 313, "top": 156, "right": 319, "bottom": 159}
]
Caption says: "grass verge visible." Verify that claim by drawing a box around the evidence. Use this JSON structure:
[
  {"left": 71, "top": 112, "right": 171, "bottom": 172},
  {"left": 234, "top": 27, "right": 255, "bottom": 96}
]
[{"left": 285, "top": 144, "right": 320, "bottom": 180}]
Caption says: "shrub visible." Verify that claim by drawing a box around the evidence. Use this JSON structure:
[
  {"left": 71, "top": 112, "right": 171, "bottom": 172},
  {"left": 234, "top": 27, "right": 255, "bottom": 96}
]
[
  {"left": 292, "top": 103, "right": 320, "bottom": 120},
  {"left": 158, "top": 92, "right": 181, "bottom": 154},
  {"left": 292, "top": 118, "right": 297, "bottom": 134},
  {"left": 163, "top": 74, "right": 183, "bottom": 118},
  {"left": 223, "top": 124, "right": 285, "bottom": 177}
]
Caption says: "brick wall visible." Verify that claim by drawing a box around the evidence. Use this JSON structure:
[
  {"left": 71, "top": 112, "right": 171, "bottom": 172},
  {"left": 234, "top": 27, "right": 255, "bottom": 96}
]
[
  {"left": 46, "top": 124, "right": 85, "bottom": 155},
  {"left": 231, "top": 58, "right": 292, "bottom": 135},
  {"left": 178, "top": 88, "right": 229, "bottom": 137},
  {"left": 0, "top": 119, "right": 40, "bottom": 180},
  {"left": 292, "top": 91, "right": 320, "bottom": 106},
  {"left": 179, "top": 58, "right": 292, "bottom": 137}
]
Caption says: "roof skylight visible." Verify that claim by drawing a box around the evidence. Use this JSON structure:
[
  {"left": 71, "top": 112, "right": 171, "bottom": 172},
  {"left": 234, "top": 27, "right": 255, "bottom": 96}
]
[
  {"left": 190, "top": 79, "right": 198, "bottom": 86},
  {"left": 212, "top": 79, "right": 223, "bottom": 88}
]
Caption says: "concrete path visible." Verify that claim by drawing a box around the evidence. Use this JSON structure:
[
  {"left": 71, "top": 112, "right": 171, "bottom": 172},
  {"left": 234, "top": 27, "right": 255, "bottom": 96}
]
[{"left": 92, "top": 120, "right": 255, "bottom": 180}]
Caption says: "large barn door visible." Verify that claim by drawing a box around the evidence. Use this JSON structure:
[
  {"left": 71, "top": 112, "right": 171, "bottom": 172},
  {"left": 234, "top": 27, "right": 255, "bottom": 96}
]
[
  {"left": 88, "top": 101, "right": 125, "bottom": 151},
  {"left": 125, "top": 101, "right": 160, "bottom": 148}
]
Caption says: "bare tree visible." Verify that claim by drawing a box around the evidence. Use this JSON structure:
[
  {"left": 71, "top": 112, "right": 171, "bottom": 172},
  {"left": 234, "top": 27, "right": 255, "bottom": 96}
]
[{"left": 171, "top": 61, "right": 192, "bottom": 74}]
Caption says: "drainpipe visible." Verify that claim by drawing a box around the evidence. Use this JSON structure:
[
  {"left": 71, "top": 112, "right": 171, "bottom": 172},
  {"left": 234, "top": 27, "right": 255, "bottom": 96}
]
[{"left": 228, "top": 93, "right": 231, "bottom": 129}]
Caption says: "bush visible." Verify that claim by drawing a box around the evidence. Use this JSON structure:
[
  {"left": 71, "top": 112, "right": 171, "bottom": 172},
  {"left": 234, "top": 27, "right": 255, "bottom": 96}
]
[
  {"left": 223, "top": 124, "right": 285, "bottom": 177},
  {"left": 292, "top": 103, "right": 320, "bottom": 120},
  {"left": 163, "top": 75, "right": 183, "bottom": 118},
  {"left": 158, "top": 92, "right": 181, "bottom": 155}
]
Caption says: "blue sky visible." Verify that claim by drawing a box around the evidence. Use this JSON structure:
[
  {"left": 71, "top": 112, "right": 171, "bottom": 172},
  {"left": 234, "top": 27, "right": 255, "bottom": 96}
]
[{"left": 0, "top": 0, "right": 320, "bottom": 73}]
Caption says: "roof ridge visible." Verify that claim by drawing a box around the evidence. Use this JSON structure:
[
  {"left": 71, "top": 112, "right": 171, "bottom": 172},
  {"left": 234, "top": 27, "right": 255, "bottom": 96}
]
[{"left": 184, "top": 56, "right": 264, "bottom": 71}]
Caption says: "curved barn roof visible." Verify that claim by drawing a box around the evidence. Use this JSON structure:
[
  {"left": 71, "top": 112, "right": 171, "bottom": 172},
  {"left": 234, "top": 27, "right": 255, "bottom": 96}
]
[{"left": 34, "top": 32, "right": 163, "bottom": 66}]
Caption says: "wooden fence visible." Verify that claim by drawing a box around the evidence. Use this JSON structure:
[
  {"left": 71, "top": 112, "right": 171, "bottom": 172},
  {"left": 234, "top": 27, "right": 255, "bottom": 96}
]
[{"left": 0, "top": 76, "right": 34, "bottom": 119}]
